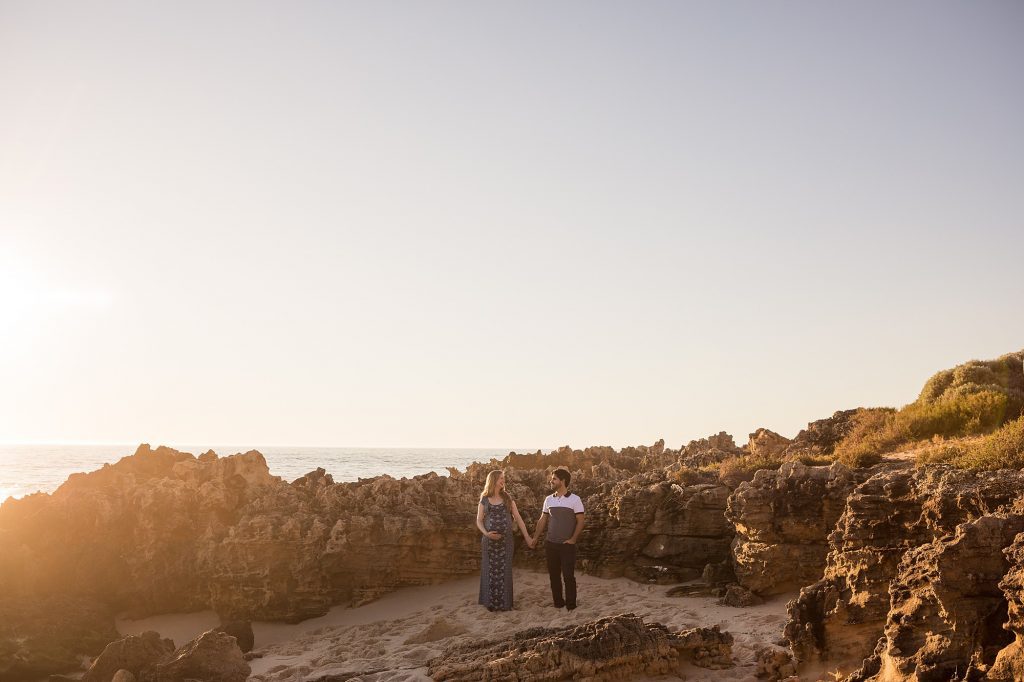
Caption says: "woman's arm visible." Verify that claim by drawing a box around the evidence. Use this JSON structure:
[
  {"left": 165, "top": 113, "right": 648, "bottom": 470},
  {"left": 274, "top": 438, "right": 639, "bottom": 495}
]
[
  {"left": 477, "top": 502, "right": 501, "bottom": 540},
  {"left": 511, "top": 501, "right": 531, "bottom": 538}
]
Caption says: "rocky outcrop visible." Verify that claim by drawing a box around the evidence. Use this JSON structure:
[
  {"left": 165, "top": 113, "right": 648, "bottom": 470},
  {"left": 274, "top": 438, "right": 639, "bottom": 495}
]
[
  {"left": 785, "top": 466, "right": 1024, "bottom": 676},
  {"left": 855, "top": 513, "right": 1024, "bottom": 681},
  {"left": 785, "top": 409, "right": 860, "bottom": 458},
  {"left": 678, "top": 432, "right": 743, "bottom": 469},
  {"left": 83, "top": 630, "right": 248, "bottom": 682},
  {"left": 82, "top": 631, "right": 175, "bottom": 682},
  {"left": 426, "top": 614, "right": 733, "bottom": 680},
  {"left": 726, "top": 461, "right": 862, "bottom": 596},
  {"left": 991, "top": 530, "right": 1024, "bottom": 681},
  {"left": 582, "top": 475, "right": 733, "bottom": 583},
  {"left": 0, "top": 443, "right": 739, "bottom": 677},
  {"left": 145, "top": 631, "right": 249, "bottom": 682},
  {"left": 748, "top": 428, "right": 792, "bottom": 460}
]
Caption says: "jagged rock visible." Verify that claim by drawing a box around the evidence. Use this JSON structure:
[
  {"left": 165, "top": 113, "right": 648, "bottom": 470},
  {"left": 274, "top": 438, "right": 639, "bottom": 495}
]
[
  {"left": 785, "top": 465, "right": 1024, "bottom": 675},
  {"left": 756, "top": 646, "right": 796, "bottom": 680},
  {"left": 144, "top": 630, "right": 249, "bottom": 682},
  {"left": 719, "top": 584, "right": 764, "bottom": 607},
  {"left": 748, "top": 428, "right": 792, "bottom": 459},
  {"left": 678, "top": 432, "right": 742, "bottom": 469},
  {"left": 859, "top": 513, "right": 1024, "bottom": 680},
  {"left": 426, "top": 614, "right": 733, "bottom": 680},
  {"left": 82, "top": 631, "right": 174, "bottom": 682},
  {"left": 213, "top": 621, "right": 253, "bottom": 653},
  {"left": 0, "top": 443, "right": 739, "bottom": 675},
  {"left": 992, "top": 530, "right": 1024, "bottom": 681},
  {"left": 726, "top": 461, "right": 861, "bottom": 595},
  {"left": 784, "top": 409, "right": 860, "bottom": 458}
]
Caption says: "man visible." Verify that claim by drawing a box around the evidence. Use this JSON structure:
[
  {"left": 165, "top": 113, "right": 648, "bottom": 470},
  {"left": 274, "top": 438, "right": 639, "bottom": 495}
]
[{"left": 533, "top": 467, "right": 585, "bottom": 611}]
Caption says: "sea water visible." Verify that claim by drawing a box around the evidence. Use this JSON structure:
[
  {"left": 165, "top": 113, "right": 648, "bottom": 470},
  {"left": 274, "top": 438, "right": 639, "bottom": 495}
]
[{"left": 0, "top": 444, "right": 531, "bottom": 503}]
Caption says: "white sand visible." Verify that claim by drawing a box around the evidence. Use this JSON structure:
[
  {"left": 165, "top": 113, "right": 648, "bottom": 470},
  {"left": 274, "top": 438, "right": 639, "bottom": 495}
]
[
  {"left": 233, "top": 571, "right": 793, "bottom": 681},
  {"left": 115, "top": 572, "right": 794, "bottom": 680}
]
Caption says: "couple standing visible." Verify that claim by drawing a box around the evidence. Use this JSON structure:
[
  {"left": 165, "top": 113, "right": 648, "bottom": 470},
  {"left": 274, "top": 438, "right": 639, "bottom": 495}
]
[{"left": 475, "top": 467, "right": 585, "bottom": 612}]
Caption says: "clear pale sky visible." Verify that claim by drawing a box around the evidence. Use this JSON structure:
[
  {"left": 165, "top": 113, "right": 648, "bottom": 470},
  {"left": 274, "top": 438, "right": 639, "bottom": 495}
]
[{"left": 1, "top": 1, "right": 1022, "bottom": 449}]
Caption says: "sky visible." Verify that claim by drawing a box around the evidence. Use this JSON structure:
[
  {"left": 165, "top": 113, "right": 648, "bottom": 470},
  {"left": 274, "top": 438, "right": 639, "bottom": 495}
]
[{"left": 1, "top": 1, "right": 1022, "bottom": 449}]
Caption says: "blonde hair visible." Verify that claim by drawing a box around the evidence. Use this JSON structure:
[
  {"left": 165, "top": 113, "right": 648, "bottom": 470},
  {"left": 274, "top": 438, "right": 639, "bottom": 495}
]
[{"left": 480, "top": 469, "right": 512, "bottom": 505}]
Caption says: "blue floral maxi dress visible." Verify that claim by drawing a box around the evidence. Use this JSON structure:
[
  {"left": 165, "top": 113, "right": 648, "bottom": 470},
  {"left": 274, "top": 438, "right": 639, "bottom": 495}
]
[{"left": 479, "top": 497, "right": 514, "bottom": 610}]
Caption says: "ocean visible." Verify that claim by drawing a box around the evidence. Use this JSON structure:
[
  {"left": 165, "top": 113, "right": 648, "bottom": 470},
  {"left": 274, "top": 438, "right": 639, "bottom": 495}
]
[{"left": 0, "top": 444, "right": 530, "bottom": 504}]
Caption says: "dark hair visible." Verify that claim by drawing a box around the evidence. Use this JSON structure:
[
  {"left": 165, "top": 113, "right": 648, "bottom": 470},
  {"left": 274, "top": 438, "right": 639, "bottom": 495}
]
[{"left": 553, "top": 467, "right": 571, "bottom": 487}]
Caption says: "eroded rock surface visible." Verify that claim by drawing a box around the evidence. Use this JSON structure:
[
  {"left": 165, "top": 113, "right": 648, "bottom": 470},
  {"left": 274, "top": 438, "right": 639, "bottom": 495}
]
[
  {"left": 0, "top": 442, "right": 738, "bottom": 677},
  {"left": 785, "top": 466, "right": 1024, "bottom": 676},
  {"left": 83, "top": 630, "right": 248, "bottom": 682},
  {"left": 726, "top": 461, "right": 861, "bottom": 596},
  {"left": 426, "top": 614, "right": 733, "bottom": 680},
  {"left": 858, "top": 513, "right": 1024, "bottom": 681}
]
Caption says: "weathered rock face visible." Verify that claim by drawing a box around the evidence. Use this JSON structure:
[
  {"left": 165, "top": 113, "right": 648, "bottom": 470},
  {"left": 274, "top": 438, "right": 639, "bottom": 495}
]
[
  {"left": 581, "top": 475, "right": 733, "bottom": 583},
  {"left": 0, "top": 443, "right": 739, "bottom": 677},
  {"left": 82, "top": 630, "right": 248, "bottom": 682},
  {"left": 726, "top": 461, "right": 862, "bottom": 596},
  {"left": 992, "top": 530, "right": 1024, "bottom": 681},
  {"left": 748, "top": 428, "right": 792, "bottom": 460},
  {"left": 145, "top": 630, "right": 249, "bottom": 682},
  {"left": 426, "top": 614, "right": 733, "bottom": 680},
  {"left": 678, "top": 432, "right": 743, "bottom": 469},
  {"left": 785, "top": 409, "right": 860, "bottom": 458},
  {"left": 861, "top": 513, "right": 1024, "bottom": 681},
  {"left": 785, "top": 466, "right": 1024, "bottom": 676},
  {"left": 82, "top": 631, "right": 175, "bottom": 682}
]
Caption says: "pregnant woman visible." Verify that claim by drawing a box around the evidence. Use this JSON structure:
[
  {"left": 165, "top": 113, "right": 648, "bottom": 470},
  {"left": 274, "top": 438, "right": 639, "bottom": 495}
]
[{"left": 476, "top": 469, "right": 534, "bottom": 611}]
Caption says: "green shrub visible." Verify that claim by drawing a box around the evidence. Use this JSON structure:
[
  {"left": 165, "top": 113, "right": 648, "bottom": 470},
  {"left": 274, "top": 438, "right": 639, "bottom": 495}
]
[
  {"left": 833, "top": 350, "right": 1023, "bottom": 465},
  {"left": 832, "top": 408, "right": 900, "bottom": 467},
  {"left": 916, "top": 417, "right": 1024, "bottom": 470}
]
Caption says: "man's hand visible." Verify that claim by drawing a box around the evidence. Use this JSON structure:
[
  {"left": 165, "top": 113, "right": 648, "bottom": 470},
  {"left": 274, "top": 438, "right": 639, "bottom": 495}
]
[
  {"left": 564, "top": 538, "right": 576, "bottom": 545},
  {"left": 486, "top": 531, "right": 502, "bottom": 540}
]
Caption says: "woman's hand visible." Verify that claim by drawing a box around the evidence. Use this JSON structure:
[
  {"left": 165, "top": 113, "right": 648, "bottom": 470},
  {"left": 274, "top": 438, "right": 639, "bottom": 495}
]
[
  {"left": 485, "top": 531, "right": 502, "bottom": 541},
  {"left": 526, "top": 536, "right": 536, "bottom": 549}
]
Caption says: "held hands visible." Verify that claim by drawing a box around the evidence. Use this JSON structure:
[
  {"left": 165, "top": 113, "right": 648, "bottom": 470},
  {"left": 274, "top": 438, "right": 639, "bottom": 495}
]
[
  {"left": 526, "top": 535, "right": 537, "bottom": 549},
  {"left": 485, "top": 531, "right": 502, "bottom": 541}
]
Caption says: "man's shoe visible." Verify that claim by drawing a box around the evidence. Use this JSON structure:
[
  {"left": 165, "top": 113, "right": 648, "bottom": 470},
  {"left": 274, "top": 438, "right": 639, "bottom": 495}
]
[{"left": 566, "top": 605, "right": 577, "bottom": 611}]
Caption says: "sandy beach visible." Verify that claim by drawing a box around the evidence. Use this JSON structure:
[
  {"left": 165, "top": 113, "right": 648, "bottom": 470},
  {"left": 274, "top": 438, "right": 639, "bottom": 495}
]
[{"left": 117, "top": 570, "right": 792, "bottom": 681}]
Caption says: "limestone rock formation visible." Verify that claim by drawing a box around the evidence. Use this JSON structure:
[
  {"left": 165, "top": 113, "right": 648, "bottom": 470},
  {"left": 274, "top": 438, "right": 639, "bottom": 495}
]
[
  {"left": 426, "top": 614, "right": 733, "bottom": 680},
  {"left": 855, "top": 513, "right": 1024, "bottom": 680},
  {"left": 82, "top": 631, "right": 175, "bottom": 682},
  {"left": 144, "top": 630, "right": 249, "bottom": 682},
  {"left": 748, "top": 428, "right": 792, "bottom": 460},
  {"left": 678, "top": 432, "right": 743, "bottom": 469},
  {"left": 785, "top": 409, "right": 860, "bottom": 459},
  {"left": 83, "top": 629, "right": 248, "bottom": 682},
  {"left": 0, "top": 442, "right": 739, "bottom": 678},
  {"left": 785, "top": 465, "right": 1024, "bottom": 676},
  {"left": 991, "top": 530, "right": 1024, "bottom": 681},
  {"left": 582, "top": 476, "right": 733, "bottom": 583},
  {"left": 726, "top": 461, "right": 861, "bottom": 596}
]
